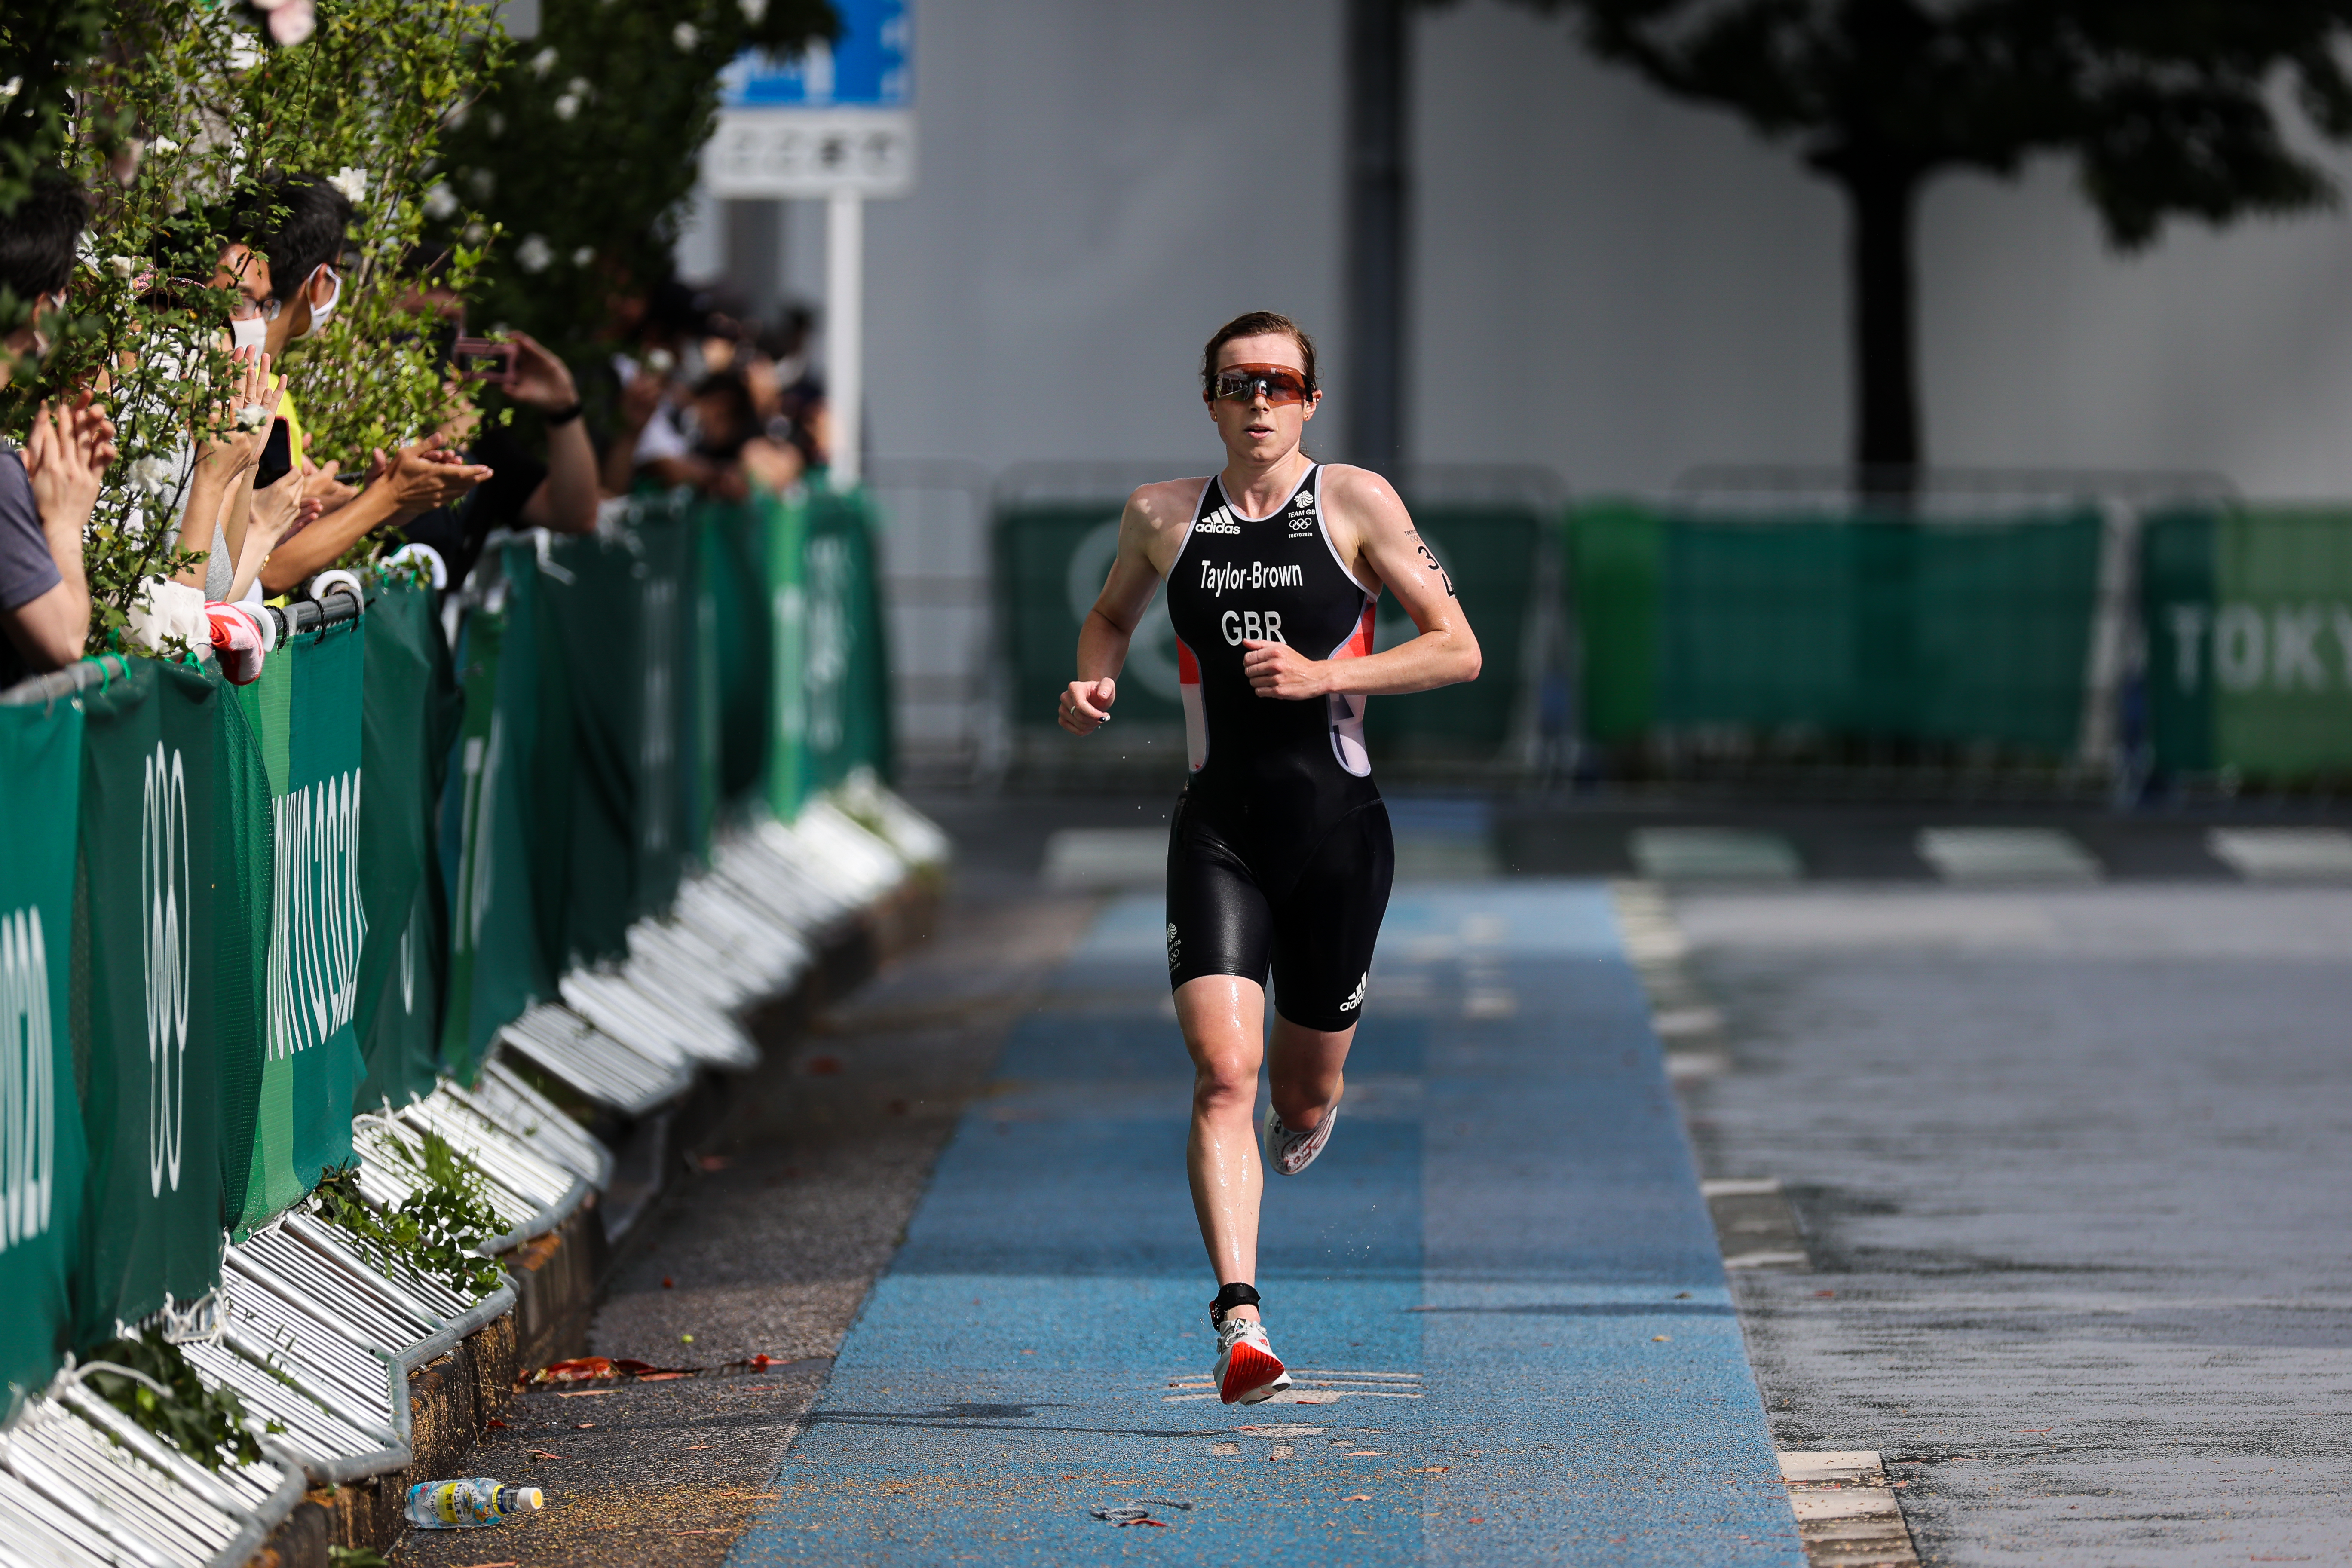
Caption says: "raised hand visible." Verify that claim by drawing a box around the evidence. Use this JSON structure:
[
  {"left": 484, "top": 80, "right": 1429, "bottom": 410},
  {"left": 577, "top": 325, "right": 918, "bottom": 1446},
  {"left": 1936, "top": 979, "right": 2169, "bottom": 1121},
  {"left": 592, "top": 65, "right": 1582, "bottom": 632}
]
[
  {"left": 505, "top": 331, "right": 579, "bottom": 411},
  {"left": 198, "top": 348, "right": 280, "bottom": 475},
  {"left": 24, "top": 395, "right": 109, "bottom": 531},
  {"left": 227, "top": 460, "right": 321, "bottom": 603},
  {"left": 386, "top": 433, "right": 492, "bottom": 514},
  {"left": 300, "top": 457, "right": 356, "bottom": 513}
]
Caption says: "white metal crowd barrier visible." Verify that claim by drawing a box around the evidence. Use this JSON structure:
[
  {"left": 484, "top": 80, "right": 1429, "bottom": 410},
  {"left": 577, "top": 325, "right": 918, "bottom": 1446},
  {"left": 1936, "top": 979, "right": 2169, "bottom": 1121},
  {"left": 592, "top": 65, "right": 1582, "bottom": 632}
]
[{"left": 0, "top": 786, "right": 945, "bottom": 1568}]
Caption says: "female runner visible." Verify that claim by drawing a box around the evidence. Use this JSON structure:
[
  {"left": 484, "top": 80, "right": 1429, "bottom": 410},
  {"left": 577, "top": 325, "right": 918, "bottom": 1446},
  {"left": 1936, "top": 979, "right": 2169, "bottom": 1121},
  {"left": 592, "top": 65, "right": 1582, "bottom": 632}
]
[{"left": 1059, "top": 311, "right": 1481, "bottom": 1402}]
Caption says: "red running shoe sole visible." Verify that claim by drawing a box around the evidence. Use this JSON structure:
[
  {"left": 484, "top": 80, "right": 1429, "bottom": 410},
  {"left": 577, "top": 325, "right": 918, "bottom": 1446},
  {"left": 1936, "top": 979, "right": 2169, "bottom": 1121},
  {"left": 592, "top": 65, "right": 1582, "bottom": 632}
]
[{"left": 1219, "top": 1340, "right": 1286, "bottom": 1404}]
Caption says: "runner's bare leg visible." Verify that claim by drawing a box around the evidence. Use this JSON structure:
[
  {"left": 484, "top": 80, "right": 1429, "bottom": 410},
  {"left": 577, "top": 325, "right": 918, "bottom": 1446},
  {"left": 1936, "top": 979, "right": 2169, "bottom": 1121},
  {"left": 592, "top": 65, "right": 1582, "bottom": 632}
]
[
  {"left": 1179, "top": 978, "right": 1360, "bottom": 1324},
  {"left": 1179, "top": 976, "right": 1267, "bottom": 1322},
  {"left": 1268, "top": 1016, "right": 1353, "bottom": 1132}
]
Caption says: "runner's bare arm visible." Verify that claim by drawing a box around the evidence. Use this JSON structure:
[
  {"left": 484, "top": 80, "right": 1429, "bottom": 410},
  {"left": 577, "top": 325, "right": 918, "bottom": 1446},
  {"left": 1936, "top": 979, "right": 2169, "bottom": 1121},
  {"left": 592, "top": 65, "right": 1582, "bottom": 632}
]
[
  {"left": 1063, "top": 483, "right": 1190, "bottom": 735},
  {"left": 1240, "top": 466, "right": 1479, "bottom": 700}
]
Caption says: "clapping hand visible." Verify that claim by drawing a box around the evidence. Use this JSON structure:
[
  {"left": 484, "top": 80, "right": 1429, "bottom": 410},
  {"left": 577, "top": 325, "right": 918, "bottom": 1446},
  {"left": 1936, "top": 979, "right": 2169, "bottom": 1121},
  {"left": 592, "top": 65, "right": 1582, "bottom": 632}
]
[
  {"left": 198, "top": 348, "right": 279, "bottom": 476},
  {"left": 227, "top": 462, "right": 322, "bottom": 603},
  {"left": 377, "top": 432, "right": 492, "bottom": 516},
  {"left": 22, "top": 391, "right": 117, "bottom": 532}
]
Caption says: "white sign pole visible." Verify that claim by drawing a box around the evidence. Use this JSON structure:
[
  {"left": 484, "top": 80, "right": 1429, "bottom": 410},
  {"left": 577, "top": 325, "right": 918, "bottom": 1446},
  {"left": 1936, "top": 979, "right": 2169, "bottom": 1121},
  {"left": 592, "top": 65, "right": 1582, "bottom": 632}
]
[{"left": 826, "top": 190, "right": 864, "bottom": 487}]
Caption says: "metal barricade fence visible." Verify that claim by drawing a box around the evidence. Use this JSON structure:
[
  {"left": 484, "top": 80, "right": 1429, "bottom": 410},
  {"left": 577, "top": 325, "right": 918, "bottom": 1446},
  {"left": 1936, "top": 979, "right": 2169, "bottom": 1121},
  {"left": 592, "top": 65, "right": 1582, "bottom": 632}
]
[{"left": 0, "top": 488, "right": 942, "bottom": 1561}]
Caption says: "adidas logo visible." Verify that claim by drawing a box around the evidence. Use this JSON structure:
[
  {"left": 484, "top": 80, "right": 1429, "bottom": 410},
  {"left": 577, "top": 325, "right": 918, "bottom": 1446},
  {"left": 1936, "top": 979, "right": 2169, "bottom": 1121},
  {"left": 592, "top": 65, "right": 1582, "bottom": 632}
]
[
  {"left": 1338, "top": 971, "right": 1367, "bottom": 1012},
  {"left": 1196, "top": 506, "right": 1241, "bottom": 535},
  {"left": 1166, "top": 923, "right": 1182, "bottom": 971}
]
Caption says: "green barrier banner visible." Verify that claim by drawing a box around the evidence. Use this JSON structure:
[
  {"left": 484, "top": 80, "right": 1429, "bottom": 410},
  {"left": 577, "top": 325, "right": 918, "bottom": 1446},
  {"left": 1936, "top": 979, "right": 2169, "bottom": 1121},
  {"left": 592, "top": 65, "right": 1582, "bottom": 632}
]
[
  {"left": 211, "top": 676, "right": 272, "bottom": 1231},
  {"left": 355, "top": 582, "right": 462, "bottom": 1111},
  {"left": 801, "top": 490, "right": 893, "bottom": 793},
  {"left": 1572, "top": 505, "right": 2101, "bottom": 756},
  {"left": 1566, "top": 502, "right": 1663, "bottom": 744},
  {"left": 441, "top": 556, "right": 554, "bottom": 1072},
  {"left": 2143, "top": 508, "right": 2352, "bottom": 778},
  {"left": 71, "top": 660, "right": 224, "bottom": 1342},
  {"left": 545, "top": 532, "right": 645, "bottom": 967},
  {"left": 995, "top": 503, "right": 1184, "bottom": 737},
  {"left": 235, "top": 620, "right": 368, "bottom": 1219},
  {"left": 630, "top": 511, "right": 693, "bottom": 910},
  {"left": 0, "top": 695, "right": 89, "bottom": 1406},
  {"left": 768, "top": 490, "right": 808, "bottom": 820},
  {"left": 708, "top": 503, "right": 773, "bottom": 808}
]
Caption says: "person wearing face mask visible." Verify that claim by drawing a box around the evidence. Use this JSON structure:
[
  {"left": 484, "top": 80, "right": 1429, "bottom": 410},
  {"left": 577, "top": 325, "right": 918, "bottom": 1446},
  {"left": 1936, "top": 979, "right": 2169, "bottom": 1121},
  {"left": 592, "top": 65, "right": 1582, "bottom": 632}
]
[
  {"left": 207, "top": 175, "right": 490, "bottom": 596},
  {"left": 0, "top": 173, "right": 115, "bottom": 689}
]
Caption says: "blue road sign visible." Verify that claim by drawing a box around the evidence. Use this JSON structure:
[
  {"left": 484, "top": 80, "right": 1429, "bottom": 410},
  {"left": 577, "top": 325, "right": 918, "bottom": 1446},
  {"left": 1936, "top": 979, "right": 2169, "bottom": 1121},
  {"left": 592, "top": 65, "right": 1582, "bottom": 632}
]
[{"left": 720, "top": 0, "right": 910, "bottom": 109}]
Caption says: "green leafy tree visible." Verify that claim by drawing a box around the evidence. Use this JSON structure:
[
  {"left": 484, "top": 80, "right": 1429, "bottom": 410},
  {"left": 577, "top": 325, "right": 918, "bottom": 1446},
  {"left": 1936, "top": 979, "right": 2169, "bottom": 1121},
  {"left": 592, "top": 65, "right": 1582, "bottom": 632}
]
[
  {"left": 435, "top": 0, "right": 835, "bottom": 374},
  {"left": 7, "top": 0, "right": 505, "bottom": 648},
  {"left": 0, "top": 2, "right": 121, "bottom": 215},
  {"left": 1516, "top": 0, "right": 2352, "bottom": 481}
]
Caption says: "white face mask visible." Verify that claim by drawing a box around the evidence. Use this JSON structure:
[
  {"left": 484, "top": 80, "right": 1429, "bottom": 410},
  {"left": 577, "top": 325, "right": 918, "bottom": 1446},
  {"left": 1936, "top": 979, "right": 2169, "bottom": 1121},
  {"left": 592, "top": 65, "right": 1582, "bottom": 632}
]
[
  {"left": 291, "top": 266, "right": 340, "bottom": 340},
  {"left": 229, "top": 315, "right": 268, "bottom": 352}
]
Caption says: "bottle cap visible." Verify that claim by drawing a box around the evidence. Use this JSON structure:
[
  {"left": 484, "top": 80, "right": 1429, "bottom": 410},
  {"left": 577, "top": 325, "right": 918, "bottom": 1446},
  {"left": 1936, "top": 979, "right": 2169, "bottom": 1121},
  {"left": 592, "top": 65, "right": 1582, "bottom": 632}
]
[{"left": 504, "top": 1485, "right": 545, "bottom": 1512}]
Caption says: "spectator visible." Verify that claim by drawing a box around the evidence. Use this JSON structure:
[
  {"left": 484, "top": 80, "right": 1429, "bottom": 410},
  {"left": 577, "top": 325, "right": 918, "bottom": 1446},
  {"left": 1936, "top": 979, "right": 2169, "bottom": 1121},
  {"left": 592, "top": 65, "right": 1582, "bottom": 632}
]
[
  {"left": 684, "top": 369, "right": 802, "bottom": 497},
  {"left": 744, "top": 303, "right": 830, "bottom": 473},
  {"left": 0, "top": 173, "right": 113, "bottom": 686},
  {"left": 204, "top": 172, "right": 352, "bottom": 593},
  {"left": 208, "top": 196, "right": 496, "bottom": 594},
  {"left": 596, "top": 274, "right": 711, "bottom": 496},
  {"left": 383, "top": 251, "right": 599, "bottom": 588}
]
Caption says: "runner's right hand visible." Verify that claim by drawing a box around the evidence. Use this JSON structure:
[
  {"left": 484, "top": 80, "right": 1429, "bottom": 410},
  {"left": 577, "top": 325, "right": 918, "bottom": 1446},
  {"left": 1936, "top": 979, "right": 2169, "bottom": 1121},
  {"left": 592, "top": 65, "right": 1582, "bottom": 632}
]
[{"left": 1060, "top": 677, "right": 1115, "bottom": 735}]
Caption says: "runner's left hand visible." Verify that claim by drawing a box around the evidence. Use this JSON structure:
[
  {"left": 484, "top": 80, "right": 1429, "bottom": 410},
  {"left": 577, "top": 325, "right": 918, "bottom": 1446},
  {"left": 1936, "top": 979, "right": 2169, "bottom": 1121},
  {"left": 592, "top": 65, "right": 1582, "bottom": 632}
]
[{"left": 1243, "top": 640, "right": 1326, "bottom": 700}]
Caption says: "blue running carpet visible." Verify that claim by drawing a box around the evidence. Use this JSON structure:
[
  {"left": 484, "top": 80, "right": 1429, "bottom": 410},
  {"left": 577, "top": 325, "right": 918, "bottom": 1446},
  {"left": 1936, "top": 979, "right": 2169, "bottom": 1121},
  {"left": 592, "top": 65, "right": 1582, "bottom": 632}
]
[{"left": 729, "top": 881, "right": 1805, "bottom": 1565}]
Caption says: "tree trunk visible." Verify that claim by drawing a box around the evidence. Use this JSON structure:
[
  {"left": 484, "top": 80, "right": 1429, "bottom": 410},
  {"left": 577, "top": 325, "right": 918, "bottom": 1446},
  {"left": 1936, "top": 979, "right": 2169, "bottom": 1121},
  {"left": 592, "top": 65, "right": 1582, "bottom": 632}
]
[{"left": 1847, "top": 171, "right": 1921, "bottom": 499}]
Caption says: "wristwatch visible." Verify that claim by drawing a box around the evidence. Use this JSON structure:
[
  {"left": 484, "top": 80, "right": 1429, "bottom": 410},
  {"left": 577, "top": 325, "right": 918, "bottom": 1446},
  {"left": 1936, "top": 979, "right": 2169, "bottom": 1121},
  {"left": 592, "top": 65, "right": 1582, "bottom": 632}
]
[{"left": 545, "top": 401, "right": 584, "bottom": 426}]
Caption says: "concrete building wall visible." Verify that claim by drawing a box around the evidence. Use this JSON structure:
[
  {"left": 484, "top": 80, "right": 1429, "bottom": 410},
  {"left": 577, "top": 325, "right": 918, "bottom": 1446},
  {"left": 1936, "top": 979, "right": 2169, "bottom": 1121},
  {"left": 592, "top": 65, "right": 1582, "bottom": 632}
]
[{"left": 681, "top": 0, "right": 2352, "bottom": 499}]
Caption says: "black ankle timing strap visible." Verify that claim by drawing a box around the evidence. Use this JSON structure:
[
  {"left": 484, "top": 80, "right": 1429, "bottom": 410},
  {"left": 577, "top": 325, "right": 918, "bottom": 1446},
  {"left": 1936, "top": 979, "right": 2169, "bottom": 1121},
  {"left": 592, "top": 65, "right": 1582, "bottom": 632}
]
[{"left": 1209, "top": 1282, "right": 1260, "bottom": 1327}]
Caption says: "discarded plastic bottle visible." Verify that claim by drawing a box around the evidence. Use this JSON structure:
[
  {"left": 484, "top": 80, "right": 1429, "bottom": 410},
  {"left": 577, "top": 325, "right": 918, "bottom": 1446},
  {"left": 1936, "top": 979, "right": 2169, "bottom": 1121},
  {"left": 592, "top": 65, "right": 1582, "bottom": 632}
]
[{"left": 404, "top": 1478, "right": 545, "bottom": 1528}]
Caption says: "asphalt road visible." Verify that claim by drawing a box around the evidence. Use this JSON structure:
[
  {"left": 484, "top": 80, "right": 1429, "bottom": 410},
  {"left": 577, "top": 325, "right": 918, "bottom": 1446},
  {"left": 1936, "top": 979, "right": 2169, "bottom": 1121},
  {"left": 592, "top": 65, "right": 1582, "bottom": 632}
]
[
  {"left": 1673, "top": 884, "right": 2352, "bottom": 1566},
  {"left": 392, "top": 792, "right": 2352, "bottom": 1566}
]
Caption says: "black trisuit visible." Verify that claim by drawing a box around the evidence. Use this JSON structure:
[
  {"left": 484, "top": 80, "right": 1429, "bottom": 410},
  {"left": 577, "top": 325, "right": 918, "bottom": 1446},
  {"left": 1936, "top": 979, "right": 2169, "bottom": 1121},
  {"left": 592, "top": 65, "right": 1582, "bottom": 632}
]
[{"left": 1162, "top": 464, "right": 1395, "bottom": 1031}]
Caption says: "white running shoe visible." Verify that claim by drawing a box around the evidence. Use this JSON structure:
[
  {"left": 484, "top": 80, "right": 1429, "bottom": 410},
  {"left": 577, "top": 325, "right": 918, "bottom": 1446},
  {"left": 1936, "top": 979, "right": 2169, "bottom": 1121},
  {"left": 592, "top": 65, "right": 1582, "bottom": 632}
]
[
  {"left": 1262, "top": 1099, "right": 1339, "bottom": 1177},
  {"left": 1214, "top": 1316, "right": 1292, "bottom": 1405}
]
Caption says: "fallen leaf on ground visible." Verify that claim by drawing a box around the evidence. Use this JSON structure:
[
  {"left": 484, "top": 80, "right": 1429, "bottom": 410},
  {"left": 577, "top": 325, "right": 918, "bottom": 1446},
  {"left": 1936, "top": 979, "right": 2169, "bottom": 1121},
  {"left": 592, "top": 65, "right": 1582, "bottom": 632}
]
[
  {"left": 1344, "top": 1494, "right": 1373, "bottom": 1501},
  {"left": 662, "top": 1277, "right": 675, "bottom": 1289},
  {"left": 1409, "top": 1467, "right": 1450, "bottom": 1474},
  {"left": 685, "top": 1444, "right": 709, "bottom": 1450},
  {"left": 452, "top": 1561, "right": 518, "bottom": 1567},
  {"left": 575, "top": 1422, "right": 594, "bottom": 1429},
  {"left": 485, "top": 1418, "right": 508, "bottom": 1428},
  {"left": 533, "top": 1357, "right": 612, "bottom": 1383},
  {"left": 527, "top": 1450, "right": 564, "bottom": 1461},
  {"left": 1119, "top": 1518, "right": 1168, "bottom": 1528},
  {"left": 638, "top": 1371, "right": 690, "bottom": 1381},
  {"left": 554, "top": 1388, "right": 622, "bottom": 1399}
]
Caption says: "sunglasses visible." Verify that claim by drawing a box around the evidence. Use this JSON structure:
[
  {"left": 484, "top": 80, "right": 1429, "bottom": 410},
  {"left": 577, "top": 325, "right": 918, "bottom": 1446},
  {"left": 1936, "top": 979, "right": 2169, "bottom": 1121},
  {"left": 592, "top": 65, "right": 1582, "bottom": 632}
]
[{"left": 1211, "top": 363, "right": 1312, "bottom": 405}]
